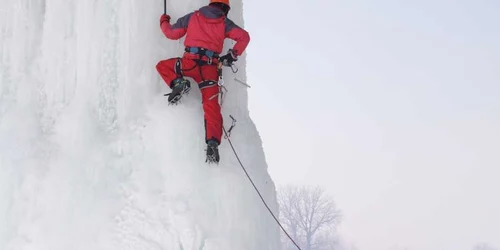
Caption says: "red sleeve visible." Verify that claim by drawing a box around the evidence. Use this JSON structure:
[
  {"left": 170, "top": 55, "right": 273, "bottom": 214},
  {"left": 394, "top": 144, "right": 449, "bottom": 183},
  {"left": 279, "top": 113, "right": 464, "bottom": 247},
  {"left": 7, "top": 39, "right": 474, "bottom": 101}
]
[
  {"left": 224, "top": 19, "right": 250, "bottom": 56},
  {"left": 161, "top": 12, "right": 193, "bottom": 40}
]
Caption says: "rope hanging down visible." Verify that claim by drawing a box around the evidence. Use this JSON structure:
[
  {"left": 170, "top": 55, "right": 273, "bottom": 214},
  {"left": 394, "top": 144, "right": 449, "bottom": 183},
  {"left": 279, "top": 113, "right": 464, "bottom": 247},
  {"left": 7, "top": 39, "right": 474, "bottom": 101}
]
[
  {"left": 222, "top": 127, "right": 303, "bottom": 250},
  {"left": 217, "top": 58, "right": 300, "bottom": 249}
]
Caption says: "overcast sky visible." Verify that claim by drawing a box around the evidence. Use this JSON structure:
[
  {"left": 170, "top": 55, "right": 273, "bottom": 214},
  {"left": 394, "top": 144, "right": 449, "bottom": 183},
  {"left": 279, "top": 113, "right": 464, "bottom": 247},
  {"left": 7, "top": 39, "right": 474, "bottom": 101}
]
[{"left": 242, "top": 0, "right": 500, "bottom": 250}]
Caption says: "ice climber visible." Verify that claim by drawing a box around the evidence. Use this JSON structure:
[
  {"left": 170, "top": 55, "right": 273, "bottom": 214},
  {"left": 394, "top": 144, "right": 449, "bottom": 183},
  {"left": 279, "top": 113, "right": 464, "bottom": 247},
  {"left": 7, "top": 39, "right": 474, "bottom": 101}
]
[{"left": 156, "top": 0, "right": 250, "bottom": 164}]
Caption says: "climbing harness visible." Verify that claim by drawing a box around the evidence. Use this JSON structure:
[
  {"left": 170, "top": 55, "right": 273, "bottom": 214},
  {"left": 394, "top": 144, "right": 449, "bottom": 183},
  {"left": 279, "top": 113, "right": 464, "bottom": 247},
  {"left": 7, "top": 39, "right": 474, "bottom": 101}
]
[{"left": 185, "top": 46, "right": 220, "bottom": 64}]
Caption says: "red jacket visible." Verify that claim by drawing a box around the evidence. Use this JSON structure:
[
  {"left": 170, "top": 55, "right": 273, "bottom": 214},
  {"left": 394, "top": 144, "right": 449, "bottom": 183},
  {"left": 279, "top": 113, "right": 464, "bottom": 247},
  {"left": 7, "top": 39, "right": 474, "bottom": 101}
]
[{"left": 161, "top": 5, "right": 250, "bottom": 58}]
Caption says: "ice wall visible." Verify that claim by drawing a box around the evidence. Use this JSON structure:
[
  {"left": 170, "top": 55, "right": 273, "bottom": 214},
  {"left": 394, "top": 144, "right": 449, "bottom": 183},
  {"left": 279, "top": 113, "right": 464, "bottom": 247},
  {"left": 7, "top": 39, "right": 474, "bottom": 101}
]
[{"left": 0, "top": 1, "right": 281, "bottom": 249}]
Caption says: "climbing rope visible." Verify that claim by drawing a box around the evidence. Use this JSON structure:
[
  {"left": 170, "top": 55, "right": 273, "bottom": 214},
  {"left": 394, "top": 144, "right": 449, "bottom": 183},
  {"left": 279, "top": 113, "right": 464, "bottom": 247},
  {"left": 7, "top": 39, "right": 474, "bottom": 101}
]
[
  {"left": 216, "top": 59, "right": 301, "bottom": 249},
  {"left": 222, "top": 127, "right": 303, "bottom": 250}
]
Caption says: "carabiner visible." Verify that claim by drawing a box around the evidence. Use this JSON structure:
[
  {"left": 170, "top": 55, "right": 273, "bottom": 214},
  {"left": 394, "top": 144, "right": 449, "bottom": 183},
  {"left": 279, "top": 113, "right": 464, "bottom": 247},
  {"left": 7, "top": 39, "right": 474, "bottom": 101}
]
[{"left": 230, "top": 64, "right": 238, "bottom": 73}]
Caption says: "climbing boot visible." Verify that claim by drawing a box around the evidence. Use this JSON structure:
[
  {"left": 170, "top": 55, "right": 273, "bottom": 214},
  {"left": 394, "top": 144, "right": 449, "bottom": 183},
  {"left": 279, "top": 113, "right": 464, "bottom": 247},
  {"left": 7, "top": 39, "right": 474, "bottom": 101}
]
[
  {"left": 206, "top": 139, "right": 220, "bottom": 164},
  {"left": 165, "top": 77, "right": 191, "bottom": 104}
]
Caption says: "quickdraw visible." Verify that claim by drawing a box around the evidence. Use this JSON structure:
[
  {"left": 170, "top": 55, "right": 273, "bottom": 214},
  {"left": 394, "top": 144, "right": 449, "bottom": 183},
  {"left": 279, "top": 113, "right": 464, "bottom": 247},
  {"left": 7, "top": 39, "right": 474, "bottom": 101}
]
[
  {"left": 216, "top": 62, "right": 228, "bottom": 105},
  {"left": 224, "top": 115, "right": 237, "bottom": 139}
]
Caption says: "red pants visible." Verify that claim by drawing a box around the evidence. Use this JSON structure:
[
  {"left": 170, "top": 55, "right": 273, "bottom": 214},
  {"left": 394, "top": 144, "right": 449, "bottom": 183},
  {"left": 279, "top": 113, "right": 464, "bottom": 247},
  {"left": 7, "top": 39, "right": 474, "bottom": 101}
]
[{"left": 156, "top": 57, "right": 222, "bottom": 144}]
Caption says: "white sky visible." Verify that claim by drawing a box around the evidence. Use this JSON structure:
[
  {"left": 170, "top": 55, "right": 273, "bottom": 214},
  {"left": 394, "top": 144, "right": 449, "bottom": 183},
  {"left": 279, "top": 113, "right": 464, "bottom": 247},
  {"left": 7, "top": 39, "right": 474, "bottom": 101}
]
[{"left": 242, "top": 0, "right": 500, "bottom": 250}]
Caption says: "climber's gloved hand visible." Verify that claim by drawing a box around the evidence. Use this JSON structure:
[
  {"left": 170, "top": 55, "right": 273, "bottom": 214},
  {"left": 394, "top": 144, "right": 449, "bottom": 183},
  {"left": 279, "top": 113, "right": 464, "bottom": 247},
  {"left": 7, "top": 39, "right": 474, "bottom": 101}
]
[
  {"left": 160, "top": 14, "right": 171, "bottom": 25},
  {"left": 219, "top": 49, "right": 238, "bottom": 67}
]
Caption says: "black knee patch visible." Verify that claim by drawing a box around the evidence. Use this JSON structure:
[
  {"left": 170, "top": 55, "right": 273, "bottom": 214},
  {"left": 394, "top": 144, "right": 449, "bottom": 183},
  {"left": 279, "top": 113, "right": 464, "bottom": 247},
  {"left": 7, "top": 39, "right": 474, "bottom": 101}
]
[
  {"left": 175, "top": 58, "right": 182, "bottom": 77},
  {"left": 199, "top": 80, "right": 217, "bottom": 90}
]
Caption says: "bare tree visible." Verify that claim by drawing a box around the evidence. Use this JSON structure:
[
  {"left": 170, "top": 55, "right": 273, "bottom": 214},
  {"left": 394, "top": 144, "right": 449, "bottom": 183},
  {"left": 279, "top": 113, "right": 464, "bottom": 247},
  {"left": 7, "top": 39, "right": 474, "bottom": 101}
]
[{"left": 277, "top": 184, "right": 342, "bottom": 250}]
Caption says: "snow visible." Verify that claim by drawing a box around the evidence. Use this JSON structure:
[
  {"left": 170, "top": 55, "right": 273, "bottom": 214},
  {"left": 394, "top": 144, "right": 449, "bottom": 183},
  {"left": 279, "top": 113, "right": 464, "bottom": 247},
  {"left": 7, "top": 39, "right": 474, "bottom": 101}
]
[{"left": 0, "top": 1, "right": 281, "bottom": 250}]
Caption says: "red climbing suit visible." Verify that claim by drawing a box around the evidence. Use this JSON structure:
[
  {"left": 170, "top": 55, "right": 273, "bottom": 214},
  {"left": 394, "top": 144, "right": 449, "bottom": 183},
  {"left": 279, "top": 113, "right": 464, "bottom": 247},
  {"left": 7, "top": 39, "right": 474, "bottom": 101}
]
[{"left": 156, "top": 4, "right": 250, "bottom": 144}]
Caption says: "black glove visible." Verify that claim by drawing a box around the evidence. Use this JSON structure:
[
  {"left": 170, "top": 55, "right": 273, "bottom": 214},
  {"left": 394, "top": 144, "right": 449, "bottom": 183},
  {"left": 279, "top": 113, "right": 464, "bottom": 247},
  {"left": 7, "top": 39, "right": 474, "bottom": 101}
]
[{"left": 219, "top": 49, "right": 237, "bottom": 67}]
